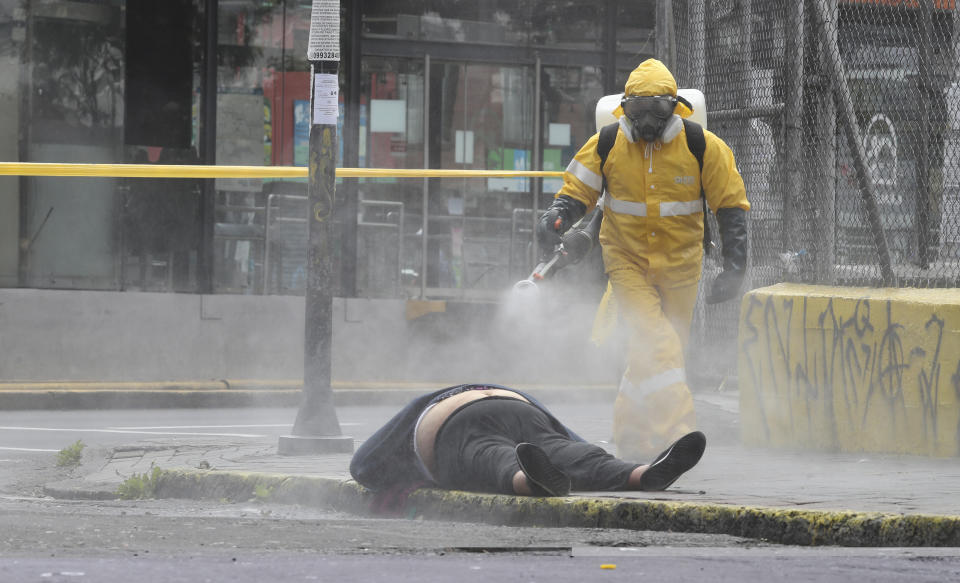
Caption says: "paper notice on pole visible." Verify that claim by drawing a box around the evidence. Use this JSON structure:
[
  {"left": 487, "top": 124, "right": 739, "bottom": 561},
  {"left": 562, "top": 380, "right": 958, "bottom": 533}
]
[
  {"left": 307, "top": 0, "right": 340, "bottom": 61},
  {"left": 313, "top": 73, "right": 339, "bottom": 126}
]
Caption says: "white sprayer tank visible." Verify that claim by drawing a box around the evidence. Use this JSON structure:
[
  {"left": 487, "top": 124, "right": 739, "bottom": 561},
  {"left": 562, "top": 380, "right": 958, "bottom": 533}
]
[{"left": 594, "top": 89, "right": 707, "bottom": 133}]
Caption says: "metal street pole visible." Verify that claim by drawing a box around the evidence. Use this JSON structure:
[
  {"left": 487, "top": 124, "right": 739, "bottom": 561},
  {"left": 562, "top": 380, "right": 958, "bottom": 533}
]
[{"left": 278, "top": 0, "right": 353, "bottom": 455}]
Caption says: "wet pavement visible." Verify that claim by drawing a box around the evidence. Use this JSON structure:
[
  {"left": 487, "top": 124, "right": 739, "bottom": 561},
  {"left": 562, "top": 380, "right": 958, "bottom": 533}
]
[{"left": 33, "top": 388, "right": 960, "bottom": 547}]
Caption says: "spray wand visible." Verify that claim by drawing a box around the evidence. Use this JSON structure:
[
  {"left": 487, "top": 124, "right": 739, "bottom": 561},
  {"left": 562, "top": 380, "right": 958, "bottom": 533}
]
[{"left": 513, "top": 208, "right": 603, "bottom": 294}]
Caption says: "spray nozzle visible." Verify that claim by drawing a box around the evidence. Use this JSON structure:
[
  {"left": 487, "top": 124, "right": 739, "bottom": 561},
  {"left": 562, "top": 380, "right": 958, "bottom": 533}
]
[
  {"left": 512, "top": 278, "right": 540, "bottom": 297},
  {"left": 514, "top": 208, "right": 603, "bottom": 291}
]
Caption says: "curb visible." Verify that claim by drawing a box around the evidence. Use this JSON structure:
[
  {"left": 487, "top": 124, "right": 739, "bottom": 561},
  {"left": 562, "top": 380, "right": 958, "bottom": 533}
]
[
  {"left": 43, "top": 479, "right": 121, "bottom": 501},
  {"left": 67, "top": 468, "right": 960, "bottom": 548},
  {"left": 155, "top": 470, "right": 372, "bottom": 516}
]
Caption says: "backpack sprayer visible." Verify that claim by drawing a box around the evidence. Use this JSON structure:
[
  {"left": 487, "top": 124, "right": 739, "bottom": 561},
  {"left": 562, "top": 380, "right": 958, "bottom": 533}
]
[{"left": 513, "top": 207, "right": 603, "bottom": 295}]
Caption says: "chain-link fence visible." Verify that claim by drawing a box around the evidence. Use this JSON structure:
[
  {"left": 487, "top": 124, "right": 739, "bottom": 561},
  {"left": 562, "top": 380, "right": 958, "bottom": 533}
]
[{"left": 669, "top": 0, "right": 960, "bottom": 387}]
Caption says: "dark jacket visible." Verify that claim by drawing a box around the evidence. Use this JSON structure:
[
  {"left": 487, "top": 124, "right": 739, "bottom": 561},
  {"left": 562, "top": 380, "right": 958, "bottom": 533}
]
[{"left": 349, "top": 383, "right": 585, "bottom": 492}]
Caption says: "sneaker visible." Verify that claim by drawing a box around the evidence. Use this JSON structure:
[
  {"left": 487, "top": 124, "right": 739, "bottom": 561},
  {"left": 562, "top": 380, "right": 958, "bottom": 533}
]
[
  {"left": 514, "top": 442, "right": 571, "bottom": 497},
  {"left": 637, "top": 431, "right": 706, "bottom": 491}
]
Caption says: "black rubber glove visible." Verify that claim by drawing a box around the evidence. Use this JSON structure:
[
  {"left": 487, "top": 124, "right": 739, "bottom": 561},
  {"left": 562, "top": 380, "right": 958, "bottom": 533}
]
[
  {"left": 536, "top": 195, "right": 587, "bottom": 249},
  {"left": 706, "top": 207, "right": 748, "bottom": 304}
]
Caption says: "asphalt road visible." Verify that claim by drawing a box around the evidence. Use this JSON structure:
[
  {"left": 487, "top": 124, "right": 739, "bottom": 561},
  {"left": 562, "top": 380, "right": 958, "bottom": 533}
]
[
  {"left": 2, "top": 502, "right": 959, "bottom": 583},
  {"left": 5, "top": 553, "right": 960, "bottom": 583},
  {"left": 2, "top": 407, "right": 960, "bottom": 581},
  {"left": 0, "top": 490, "right": 959, "bottom": 582},
  {"left": 0, "top": 406, "right": 352, "bottom": 453},
  {"left": 0, "top": 391, "right": 740, "bottom": 455},
  {"left": 0, "top": 403, "right": 623, "bottom": 453}
]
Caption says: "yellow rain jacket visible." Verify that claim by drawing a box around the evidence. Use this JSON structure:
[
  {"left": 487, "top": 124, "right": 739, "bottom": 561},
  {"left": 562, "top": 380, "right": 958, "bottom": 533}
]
[
  {"left": 555, "top": 59, "right": 749, "bottom": 287},
  {"left": 552, "top": 59, "right": 749, "bottom": 460}
]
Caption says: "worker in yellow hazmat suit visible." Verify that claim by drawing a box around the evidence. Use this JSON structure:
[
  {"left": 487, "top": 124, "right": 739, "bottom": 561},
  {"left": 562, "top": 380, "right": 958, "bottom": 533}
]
[{"left": 537, "top": 59, "right": 750, "bottom": 460}]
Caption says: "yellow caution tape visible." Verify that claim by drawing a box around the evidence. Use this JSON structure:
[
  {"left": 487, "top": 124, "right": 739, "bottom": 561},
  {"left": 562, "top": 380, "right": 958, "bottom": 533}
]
[{"left": 0, "top": 162, "right": 563, "bottom": 180}]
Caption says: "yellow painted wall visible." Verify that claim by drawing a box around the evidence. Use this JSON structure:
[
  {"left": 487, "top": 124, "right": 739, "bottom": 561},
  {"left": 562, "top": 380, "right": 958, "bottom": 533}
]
[{"left": 738, "top": 283, "right": 960, "bottom": 456}]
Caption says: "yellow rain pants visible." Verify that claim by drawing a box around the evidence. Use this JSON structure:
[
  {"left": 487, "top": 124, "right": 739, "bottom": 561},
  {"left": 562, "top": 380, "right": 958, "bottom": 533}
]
[{"left": 604, "top": 270, "right": 699, "bottom": 461}]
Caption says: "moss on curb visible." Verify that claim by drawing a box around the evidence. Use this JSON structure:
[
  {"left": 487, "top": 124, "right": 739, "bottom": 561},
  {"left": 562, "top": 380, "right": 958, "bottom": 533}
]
[{"left": 148, "top": 468, "right": 960, "bottom": 547}]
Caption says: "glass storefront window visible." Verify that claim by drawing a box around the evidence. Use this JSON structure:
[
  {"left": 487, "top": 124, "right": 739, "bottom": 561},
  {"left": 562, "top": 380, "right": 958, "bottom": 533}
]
[
  {"left": 617, "top": 1, "right": 656, "bottom": 69},
  {"left": 427, "top": 63, "right": 534, "bottom": 293},
  {"left": 0, "top": 3, "right": 19, "bottom": 287},
  {"left": 527, "top": 0, "right": 605, "bottom": 49},
  {"left": 121, "top": 0, "right": 202, "bottom": 293},
  {"left": 23, "top": 2, "right": 125, "bottom": 290},
  {"left": 362, "top": 0, "right": 604, "bottom": 50},
  {"left": 540, "top": 65, "right": 605, "bottom": 198},
  {"left": 213, "top": 0, "right": 319, "bottom": 294},
  {"left": 354, "top": 56, "right": 605, "bottom": 299},
  {"left": 356, "top": 58, "right": 426, "bottom": 297},
  {"left": 539, "top": 64, "right": 608, "bottom": 302},
  {"left": 4, "top": 0, "right": 655, "bottom": 298}
]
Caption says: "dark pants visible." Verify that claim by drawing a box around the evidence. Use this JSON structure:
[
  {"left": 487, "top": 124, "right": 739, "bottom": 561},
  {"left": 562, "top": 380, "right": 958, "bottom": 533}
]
[{"left": 432, "top": 397, "right": 639, "bottom": 494}]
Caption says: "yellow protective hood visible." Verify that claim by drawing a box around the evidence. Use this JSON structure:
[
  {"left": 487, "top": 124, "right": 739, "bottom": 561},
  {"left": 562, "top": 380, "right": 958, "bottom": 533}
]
[{"left": 613, "top": 59, "right": 691, "bottom": 119}]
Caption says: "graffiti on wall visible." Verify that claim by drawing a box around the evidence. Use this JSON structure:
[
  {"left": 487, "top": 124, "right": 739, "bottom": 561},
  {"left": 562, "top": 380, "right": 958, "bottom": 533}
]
[{"left": 739, "top": 293, "right": 960, "bottom": 455}]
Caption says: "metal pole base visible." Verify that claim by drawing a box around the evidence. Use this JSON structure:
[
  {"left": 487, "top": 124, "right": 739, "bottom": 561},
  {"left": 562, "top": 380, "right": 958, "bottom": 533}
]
[{"left": 277, "top": 434, "right": 354, "bottom": 456}]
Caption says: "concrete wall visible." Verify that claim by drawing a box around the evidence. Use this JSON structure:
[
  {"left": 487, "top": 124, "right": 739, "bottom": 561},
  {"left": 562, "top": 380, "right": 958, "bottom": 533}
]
[
  {"left": 0, "top": 289, "right": 612, "bottom": 386},
  {"left": 739, "top": 283, "right": 960, "bottom": 456},
  {"left": 0, "top": 290, "right": 302, "bottom": 382}
]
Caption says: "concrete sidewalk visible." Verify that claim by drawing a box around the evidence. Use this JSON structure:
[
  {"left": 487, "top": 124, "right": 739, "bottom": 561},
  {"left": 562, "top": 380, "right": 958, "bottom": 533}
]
[{"left": 42, "top": 390, "right": 960, "bottom": 548}]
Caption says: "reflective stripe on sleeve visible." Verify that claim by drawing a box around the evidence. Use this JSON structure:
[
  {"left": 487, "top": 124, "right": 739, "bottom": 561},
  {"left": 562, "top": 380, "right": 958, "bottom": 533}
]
[
  {"left": 618, "top": 368, "right": 686, "bottom": 402},
  {"left": 565, "top": 159, "right": 603, "bottom": 191}
]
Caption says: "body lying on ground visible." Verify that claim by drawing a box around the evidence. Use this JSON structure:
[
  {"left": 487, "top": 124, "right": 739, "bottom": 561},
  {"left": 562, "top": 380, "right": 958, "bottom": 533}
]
[{"left": 349, "top": 383, "right": 706, "bottom": 497}]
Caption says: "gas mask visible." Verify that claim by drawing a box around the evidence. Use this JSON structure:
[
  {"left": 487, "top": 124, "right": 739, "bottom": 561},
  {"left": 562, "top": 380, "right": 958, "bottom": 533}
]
[{"left": 621, "top": 95, "right": 678, "bottom": 143}]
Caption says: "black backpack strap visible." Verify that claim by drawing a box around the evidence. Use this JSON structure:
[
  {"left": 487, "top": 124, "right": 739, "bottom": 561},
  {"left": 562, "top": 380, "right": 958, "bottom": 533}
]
[
  {"left": 683, "top": 118, "right": 706, "bottom": 174},
  {"left": 597, "top": 122, "right": 619, "bottom": 195},
  {"left": 594, "top": 122, "right": 619, "bottom": 225},
  {"left": 597, "top": 122, "right": 619, "bottom": 173},
  {"left": 682, "top": 118, "right": 712, "bottom": 252}
]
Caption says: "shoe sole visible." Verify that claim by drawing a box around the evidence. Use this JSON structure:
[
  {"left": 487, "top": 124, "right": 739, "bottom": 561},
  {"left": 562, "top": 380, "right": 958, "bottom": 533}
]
[
  {"left": 515, "top": 443, "right": 571, "bottom": 497},
  {"left": 637, "top": 431, "right": 706, "bottom": 491}
]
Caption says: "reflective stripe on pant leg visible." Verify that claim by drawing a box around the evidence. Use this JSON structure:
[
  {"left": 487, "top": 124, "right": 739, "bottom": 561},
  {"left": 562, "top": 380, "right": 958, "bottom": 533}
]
[{"left": 618, "top": 367, "right": 685, "bottom": 402}]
